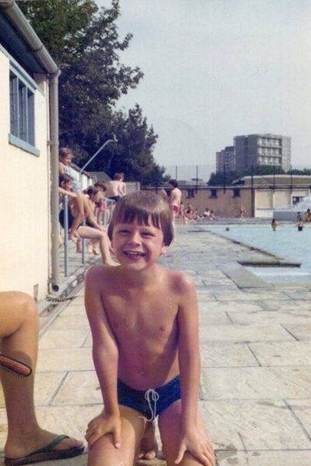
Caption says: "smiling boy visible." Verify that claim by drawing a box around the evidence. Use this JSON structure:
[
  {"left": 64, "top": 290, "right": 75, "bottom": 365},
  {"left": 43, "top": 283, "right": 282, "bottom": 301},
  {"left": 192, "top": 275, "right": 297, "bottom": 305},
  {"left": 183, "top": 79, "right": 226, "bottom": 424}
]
[{"left": 84, "top": 191, "right": 214, "bottom": 466}]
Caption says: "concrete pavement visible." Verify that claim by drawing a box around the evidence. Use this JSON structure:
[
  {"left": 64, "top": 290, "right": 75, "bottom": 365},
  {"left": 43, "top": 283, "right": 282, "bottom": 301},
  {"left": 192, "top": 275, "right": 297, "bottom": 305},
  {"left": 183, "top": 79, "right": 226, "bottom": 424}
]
[{"left": 1, "top": 225, "right": 311, "bottom": 465}]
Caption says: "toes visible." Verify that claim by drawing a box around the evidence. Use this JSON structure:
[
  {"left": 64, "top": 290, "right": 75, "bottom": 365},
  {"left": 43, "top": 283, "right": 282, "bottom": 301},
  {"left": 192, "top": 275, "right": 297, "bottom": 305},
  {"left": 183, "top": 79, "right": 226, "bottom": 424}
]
[{"left": 57, "top": 437, "right": 84, "bottom": 450}]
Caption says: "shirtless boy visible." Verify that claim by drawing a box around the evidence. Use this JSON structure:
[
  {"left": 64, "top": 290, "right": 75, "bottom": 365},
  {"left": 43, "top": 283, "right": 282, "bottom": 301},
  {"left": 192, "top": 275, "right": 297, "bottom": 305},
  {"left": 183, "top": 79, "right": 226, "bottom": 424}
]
[
  {"left": 105, "top": 173, "right": 126, "bottom": 202},
  {"left": 84, "top": 191, "right": 214, "bottom": 466},
  {"left": 168, "top": 180, "right": 182, "bottom": 223}
]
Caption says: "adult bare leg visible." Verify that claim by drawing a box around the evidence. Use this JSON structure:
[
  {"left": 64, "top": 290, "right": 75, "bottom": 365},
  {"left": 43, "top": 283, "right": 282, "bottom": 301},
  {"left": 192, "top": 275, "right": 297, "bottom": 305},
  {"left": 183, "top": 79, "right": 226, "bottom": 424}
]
[
  {"left": 77, "top": 226, "right": 116, "bottom": 265},
  {"left": 0, "top": 291, "right": 83, "bottom": 460}
]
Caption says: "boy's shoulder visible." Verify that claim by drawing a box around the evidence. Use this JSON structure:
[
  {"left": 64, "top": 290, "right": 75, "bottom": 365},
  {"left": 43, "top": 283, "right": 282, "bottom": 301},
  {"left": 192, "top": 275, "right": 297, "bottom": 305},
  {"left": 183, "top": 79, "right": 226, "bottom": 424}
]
[
  {"left": 85, "top": 265, "right": 116, "bottom": 289},
  {"left": 162, "top": 266, "right": 196, "bottom": 295}
]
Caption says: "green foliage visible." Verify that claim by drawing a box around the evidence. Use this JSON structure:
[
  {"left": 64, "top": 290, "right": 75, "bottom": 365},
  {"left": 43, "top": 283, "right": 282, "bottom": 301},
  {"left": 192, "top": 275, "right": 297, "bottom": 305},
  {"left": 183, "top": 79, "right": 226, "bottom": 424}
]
[
  {"left": 18, "top": 0, "right": 166, "bottom": 184},
  {"left": 208, "top": 165, "right": 285, "bottom": 185},
  {"left": 208, "top": 171, "right": 240, "bottom": 186}
]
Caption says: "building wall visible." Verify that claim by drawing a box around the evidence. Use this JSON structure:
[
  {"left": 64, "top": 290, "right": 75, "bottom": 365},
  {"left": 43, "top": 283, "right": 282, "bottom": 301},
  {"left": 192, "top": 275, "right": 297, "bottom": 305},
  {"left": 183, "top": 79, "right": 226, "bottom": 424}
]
[
  {"left": 179, "top": 187, "right": 252, "bottom": 218},
  {"left": 150, "top": 185, "right": 311, "bottom": 218},
  {"left": 0, "top": 50, "right": 50, "bottom": 299}
]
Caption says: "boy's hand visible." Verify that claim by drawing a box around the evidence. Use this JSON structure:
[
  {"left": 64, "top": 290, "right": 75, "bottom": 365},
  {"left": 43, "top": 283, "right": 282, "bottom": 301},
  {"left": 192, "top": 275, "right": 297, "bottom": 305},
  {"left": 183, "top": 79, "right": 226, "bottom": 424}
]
[
  {"left": 175, "top": 427, "right": 215, "bottom": 466},
  {"left": 85, "top": 412, "right": 121, "bottom": 448}
]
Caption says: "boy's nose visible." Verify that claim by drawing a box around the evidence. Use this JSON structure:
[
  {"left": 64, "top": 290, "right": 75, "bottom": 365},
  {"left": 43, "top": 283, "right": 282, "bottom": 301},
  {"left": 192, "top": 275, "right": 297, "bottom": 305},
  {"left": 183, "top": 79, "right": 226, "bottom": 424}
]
[{"left": 129, "top": 231, "right": 141, "bottom": 244}]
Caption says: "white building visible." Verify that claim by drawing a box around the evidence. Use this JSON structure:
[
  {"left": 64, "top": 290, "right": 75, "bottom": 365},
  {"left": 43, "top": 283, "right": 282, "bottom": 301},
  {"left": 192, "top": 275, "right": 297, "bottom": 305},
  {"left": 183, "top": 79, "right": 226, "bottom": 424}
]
[{"left": 0, "top": 1, "right": 60, "bottom": 299}]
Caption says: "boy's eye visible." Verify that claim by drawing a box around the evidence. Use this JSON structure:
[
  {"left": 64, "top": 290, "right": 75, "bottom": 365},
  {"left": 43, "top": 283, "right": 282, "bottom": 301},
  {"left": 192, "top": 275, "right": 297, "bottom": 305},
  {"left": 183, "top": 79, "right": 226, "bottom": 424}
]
[
  {"left": 142, "top": 231, "right": 154, "bottom": 237},
  {"left": 119, "top": 229, "right": 129, "bottom": 234}
]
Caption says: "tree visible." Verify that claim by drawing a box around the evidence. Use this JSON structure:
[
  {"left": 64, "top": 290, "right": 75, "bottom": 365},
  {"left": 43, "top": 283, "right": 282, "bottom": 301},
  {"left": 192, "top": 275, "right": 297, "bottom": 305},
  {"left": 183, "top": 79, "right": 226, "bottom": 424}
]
[
  {"left": 84, "top": 105, "right": 167, "bottom": 185},
  {"left": 19, "top": 0, "right": 166, "bottom": 184},
  {"left": 208, "top": 171, "right": 240, "bottom": 186}
]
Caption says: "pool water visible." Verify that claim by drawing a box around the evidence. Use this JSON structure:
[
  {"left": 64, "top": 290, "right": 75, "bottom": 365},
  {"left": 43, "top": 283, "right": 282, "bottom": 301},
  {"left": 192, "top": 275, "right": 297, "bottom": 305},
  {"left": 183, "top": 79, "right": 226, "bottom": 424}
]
[{"left": 206, "top": 224, "right": 311, "bottom": 282}]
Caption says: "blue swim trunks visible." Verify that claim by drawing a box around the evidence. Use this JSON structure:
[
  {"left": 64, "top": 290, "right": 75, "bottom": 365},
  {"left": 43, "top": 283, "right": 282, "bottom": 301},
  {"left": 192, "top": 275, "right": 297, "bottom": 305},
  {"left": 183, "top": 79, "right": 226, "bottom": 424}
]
[{"left": 117, "top": 376, "right": 181, "bottom": 421}]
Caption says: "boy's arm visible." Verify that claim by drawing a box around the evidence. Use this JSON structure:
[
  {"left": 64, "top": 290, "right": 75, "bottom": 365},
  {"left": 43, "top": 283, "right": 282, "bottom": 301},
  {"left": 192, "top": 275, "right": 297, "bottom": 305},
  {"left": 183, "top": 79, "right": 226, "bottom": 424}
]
[
  {"left": 84, "top": 267, "right": 121, "bottom": 446},
  {"left": 177, "top": 275, "right": 200, "bottom": 427},
  {"left": 84, "top": 198, "right": 103, "bottom": 230},
  {"left": 69, "top": 192, "right": 84, "bottom": 237},
  {"left": 176, "top": 274, "right": 214, "bottom": 465}
]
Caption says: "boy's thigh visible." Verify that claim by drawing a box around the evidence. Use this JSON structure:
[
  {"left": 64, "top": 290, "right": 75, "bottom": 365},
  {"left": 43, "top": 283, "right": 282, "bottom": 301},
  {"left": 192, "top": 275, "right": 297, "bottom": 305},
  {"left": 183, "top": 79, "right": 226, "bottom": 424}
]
[
  {"left": 158, "top": 400, "right": 210, "bottom": 466},
  {"left": 88, "top": 406, "right": 146, "bottom": 466}
]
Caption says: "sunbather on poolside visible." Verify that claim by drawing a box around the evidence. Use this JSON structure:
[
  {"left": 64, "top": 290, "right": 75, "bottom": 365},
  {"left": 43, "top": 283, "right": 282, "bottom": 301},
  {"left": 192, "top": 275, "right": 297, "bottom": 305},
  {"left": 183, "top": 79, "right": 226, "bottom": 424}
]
[{"left": 0, "top": 291, "right": 84, "bottom": 465}]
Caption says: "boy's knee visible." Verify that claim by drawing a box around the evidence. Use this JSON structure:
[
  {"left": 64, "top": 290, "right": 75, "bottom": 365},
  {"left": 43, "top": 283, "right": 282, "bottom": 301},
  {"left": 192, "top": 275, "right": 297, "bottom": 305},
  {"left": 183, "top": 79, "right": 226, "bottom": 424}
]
[{"left": 16, "top": 292, "right": 38, "bottom": 322}]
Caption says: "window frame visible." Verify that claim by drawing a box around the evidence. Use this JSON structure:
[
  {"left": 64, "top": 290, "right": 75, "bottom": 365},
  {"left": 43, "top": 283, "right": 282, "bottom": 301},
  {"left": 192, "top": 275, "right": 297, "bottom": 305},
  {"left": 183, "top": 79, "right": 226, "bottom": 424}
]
[{"left": 8, "top": 61, "right": 40, "bottom": 157}]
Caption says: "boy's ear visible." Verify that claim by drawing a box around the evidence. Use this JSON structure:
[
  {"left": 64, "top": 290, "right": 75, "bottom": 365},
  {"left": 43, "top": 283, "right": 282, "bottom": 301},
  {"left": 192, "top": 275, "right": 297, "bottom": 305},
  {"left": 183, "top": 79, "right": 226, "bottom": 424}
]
[{"left": 161, "top": 245, "right": 168, "bottom": 255}]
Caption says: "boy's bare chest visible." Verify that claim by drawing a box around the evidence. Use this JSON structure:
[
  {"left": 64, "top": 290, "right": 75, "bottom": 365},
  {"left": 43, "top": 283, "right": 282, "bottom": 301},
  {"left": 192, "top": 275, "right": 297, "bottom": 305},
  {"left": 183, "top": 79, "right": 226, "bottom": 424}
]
[{"left": 104, "top": 290, "right": 178, "bottom": 337}]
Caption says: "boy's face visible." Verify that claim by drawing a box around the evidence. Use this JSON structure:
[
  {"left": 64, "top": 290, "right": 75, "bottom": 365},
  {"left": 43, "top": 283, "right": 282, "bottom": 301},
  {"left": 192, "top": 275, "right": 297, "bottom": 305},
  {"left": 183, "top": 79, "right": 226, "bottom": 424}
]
[
  {"left": 61, "top": 180, "right": 73, "bottom": 191},
  {"left": 111, "top": 218, "right": 167, "bottom": 271},
  {"left": 61, "top": 154, "right": 73, "bottom": 166}
]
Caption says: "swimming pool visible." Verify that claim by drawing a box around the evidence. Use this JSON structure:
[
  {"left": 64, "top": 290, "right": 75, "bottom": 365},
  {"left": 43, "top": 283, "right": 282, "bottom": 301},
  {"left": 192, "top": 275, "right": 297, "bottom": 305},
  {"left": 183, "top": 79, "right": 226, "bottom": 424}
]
[{"left": 205, "top": 224, "right": 311, "bottom": 283}]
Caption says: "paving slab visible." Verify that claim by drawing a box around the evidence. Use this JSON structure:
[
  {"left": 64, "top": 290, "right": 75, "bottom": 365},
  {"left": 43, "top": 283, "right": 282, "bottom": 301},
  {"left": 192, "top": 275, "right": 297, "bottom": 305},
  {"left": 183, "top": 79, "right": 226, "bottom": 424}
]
[
  {"left": 282, "top": 323, "right": 311, "bottom": 340},
  {"left": 52, "top": 371, "right": 102, "bottom": 406},
  {"left": 199, "top": 324, "right": 294, "bottom": 343},
  {"left": 201, "top": 367, "right": 311, "bottom": 400},
  {"left": 214, "top": 291, "right": 292, "bottom": 302},
  {"left": 216, "top": 451, "right": 311, "bottom": 466},
  {"left": 286, "top": 399, "right": 311, "bottom": 439},
  {"left": 37, "top": 348, "right": 94, "bottom": 372},
  {"left": 249, "top": 341, "right": 311, "bottom": 366},
  {"left": 200, "top": 343, "right": 258, "bottom": 368},
  {"left": 39, "top": 328, "right": 90, "bottom": 349},
  {"left": 228, "top": 309, "right": 311, "bottom": 326},
  {"left": 201, "top": 399, "right": 311, "bottom": 450}
]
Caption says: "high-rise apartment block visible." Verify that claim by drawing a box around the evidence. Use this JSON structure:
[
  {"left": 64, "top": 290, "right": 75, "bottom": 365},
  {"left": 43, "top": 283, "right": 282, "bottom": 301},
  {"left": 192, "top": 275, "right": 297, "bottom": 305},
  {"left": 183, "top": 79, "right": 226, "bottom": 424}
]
[
  {"left": 216, "top": 146, "right": 235, "bottom": 173},
  {"left": 234, "top": 134, "right": 291, "bottom": 172},
  {"left": 216, "top": 134, "right": 291, "bottom": 174}
]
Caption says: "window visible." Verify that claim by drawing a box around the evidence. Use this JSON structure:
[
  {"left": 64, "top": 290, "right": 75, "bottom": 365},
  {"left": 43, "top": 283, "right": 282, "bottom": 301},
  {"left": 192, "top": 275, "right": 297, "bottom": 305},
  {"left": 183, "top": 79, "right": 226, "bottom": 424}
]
[
  {"left": 232, "top": 189, "right": 240, "bottom": 198},
  {"left": 187, "top": 189, "right": 196, "bottom": 199},
  {"left": 209, "top": 189, "right": 217, "bottom": 199},
  {"left": 292, "top": 196, "right": 304, "bottom": 205},
  {"left": 10, "top": 69, "right": 36, "bottom": 151}
]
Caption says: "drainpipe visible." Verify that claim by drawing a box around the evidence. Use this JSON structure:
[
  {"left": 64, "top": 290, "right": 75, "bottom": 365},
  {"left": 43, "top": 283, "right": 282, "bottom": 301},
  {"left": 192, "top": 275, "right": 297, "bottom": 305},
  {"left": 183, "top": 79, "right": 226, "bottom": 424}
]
[
  {"left": 49, "top": 71, "right": 60, "bottom": 291},
  {"left": 0, "top": 0, "right": 60, "bottom": 291}
]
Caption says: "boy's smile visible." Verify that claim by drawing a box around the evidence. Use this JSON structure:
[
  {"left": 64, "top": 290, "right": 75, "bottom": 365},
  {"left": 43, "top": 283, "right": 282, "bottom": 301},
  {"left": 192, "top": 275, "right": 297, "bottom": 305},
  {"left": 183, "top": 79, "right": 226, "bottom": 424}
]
[{"left": 112, "top": 220, "right": 166, "bottom": 268}]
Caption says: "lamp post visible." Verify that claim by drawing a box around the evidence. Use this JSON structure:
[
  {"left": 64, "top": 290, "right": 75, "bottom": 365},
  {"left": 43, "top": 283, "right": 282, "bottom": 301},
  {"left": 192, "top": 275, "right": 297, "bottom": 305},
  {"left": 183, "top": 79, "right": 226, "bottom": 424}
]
[{"left": 79, "top": 134, "right": 118, "bottom": 176}]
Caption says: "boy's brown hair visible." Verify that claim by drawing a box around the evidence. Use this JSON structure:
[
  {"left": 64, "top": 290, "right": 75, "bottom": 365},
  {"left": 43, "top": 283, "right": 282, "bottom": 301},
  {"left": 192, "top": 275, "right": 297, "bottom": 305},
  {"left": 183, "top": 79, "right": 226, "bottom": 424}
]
[
  {"left": 94, "top": 181, "right": 107, "bottom": 191},
  {"left": 108, "top": 191, "right": 174, "bottom": 246}
]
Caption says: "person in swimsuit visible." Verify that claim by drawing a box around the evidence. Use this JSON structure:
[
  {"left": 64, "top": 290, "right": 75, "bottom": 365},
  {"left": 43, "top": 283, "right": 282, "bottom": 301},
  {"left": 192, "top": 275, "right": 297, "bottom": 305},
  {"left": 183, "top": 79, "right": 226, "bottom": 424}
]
[
  {"left": 105, "top": 173, "right": 126, "bottom": 202},
  {"left": 84, "top": 192, "right": 214, "bottom": 466},
  {"left": 59, "top": 174, "right": 116, "bottom": 265},
  {"left": 168, "top": 179, "right": 182, "bottom": 225}
]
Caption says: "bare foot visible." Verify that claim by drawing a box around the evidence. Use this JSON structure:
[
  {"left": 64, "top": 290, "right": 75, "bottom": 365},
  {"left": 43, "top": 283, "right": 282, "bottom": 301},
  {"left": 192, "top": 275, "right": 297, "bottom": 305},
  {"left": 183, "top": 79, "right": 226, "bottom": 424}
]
[
  {"left": 138, "top": 422, "right": 158, "bottom": 460},
  {"left": 4, "top": 428, "right": 84, "bottom": 460}
]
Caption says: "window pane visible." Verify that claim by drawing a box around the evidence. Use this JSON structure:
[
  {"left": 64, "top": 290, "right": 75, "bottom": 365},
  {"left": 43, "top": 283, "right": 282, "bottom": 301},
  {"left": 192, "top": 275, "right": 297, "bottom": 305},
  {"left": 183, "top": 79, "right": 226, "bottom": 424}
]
[
  {"left": 19, "top": 81, "right": 27, "bottom": 141},
  {"left": 10, "top": 73, "right": 19, "bottom": 137},
  {"left": 27, "top": 90, "right": 34, "bottom": 145}
]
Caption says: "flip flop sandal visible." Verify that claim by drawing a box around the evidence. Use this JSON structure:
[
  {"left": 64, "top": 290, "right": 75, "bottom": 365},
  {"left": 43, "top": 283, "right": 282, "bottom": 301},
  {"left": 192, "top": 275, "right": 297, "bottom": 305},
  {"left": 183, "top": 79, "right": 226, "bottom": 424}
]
[{"left": 4, "top": 435, "right": 85, "bottom": 466}]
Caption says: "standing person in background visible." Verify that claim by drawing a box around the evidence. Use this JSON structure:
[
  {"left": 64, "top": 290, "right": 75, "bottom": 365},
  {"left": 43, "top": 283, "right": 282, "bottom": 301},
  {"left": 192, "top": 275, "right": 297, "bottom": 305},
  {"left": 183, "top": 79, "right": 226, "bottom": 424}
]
[
  {"left": 168, "top": 179, "right": 182, "bottom": 225},
  {"left": 94, "top": 181, "right": 108, "bottom": 226},
  {"left": 271, "top": 219, "right": 277, "bottom": 231},
  {"left": 105, "top": 174, "right": 126, "bottom": 203}
]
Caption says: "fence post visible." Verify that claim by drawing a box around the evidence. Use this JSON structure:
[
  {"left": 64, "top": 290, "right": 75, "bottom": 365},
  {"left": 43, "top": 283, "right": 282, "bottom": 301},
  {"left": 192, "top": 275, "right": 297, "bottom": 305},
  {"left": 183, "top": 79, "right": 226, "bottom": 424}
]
[{"left": 63, "top": 195, "right": 69, "bottom": 277}]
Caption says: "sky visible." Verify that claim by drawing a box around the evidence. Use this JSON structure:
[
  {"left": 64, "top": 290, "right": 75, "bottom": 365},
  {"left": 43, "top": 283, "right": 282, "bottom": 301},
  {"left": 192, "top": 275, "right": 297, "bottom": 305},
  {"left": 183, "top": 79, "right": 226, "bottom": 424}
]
[{"left": 97, "top": 0, "right": 311, "bottom": 175}]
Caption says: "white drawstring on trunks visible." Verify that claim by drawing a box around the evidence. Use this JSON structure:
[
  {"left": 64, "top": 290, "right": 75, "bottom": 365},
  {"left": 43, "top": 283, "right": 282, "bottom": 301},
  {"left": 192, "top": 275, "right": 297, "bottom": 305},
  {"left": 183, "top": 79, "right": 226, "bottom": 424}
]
[{"left": 144, "top": 388, "right": 160, "bottom": 421}]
